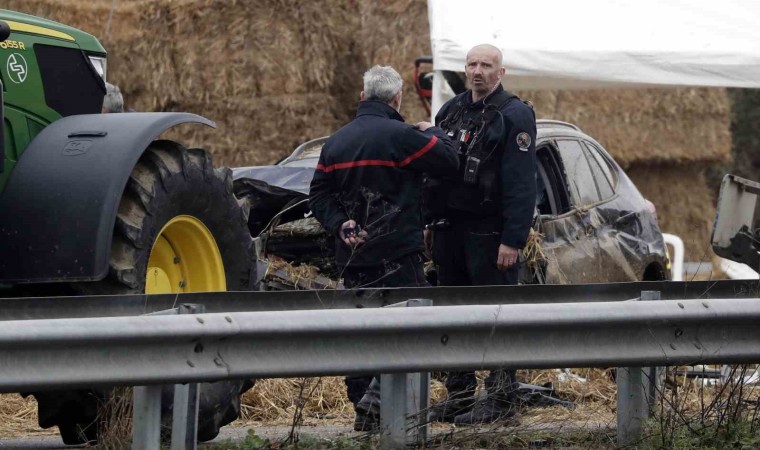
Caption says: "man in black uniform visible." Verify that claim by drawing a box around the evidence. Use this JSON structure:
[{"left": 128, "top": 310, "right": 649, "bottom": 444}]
[
  {"left": 309, "top": 65, "right": 458, "bottom": 431},
  {"left": 425, "top": 44, "right": 537, "bottom": 425}
]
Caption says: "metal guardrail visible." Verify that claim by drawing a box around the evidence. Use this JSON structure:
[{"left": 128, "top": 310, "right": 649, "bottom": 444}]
[
  {"left": 0, "top": 293, "right": 758, "bottom": 448},
  {"left": 0, "top": 279, "right": 757, "bottom": 321},
  {"left": 1, "top": 297, "right": 759, "bottom": 392}
]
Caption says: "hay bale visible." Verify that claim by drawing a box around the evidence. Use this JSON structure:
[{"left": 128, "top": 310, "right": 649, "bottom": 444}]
[
  {"left": 355, "top": 0, "right": 431, "bottom": 123},
  {"left": 166, "top": 0, "right": 307, "bottom": 101},
  {"left": 3, "top": 0, "right": 142, "bottom": 46},
  {"left": 522, "top": 88, "right": 732, "bottom": 167},
  {"left": 160, "top": 93, "right": 345, "bottom": 166},
  {"left": 143, "top": 0, "right": 366, "bottom": 164}
]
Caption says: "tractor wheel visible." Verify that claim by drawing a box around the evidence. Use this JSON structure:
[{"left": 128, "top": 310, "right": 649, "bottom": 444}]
[
  {"left": 33, "top": 140, "right": 256, "bottom": 444},
  {"left": 100, "top": 139, "right": 254, "bottom": 294}
]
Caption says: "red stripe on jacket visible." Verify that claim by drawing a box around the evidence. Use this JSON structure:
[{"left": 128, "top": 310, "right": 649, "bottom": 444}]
[{"left": 316, "top": 136, "right": 438, "bottom": 173}]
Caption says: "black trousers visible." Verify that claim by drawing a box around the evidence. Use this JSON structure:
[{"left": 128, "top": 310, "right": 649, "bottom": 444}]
[
  {"left": 343, "top": 252, "right": 429, "bottom": 407},
  {"left": 342, "top": 252, "right": 428, "bottom": 290},
  {"left": 432, "top": 219, "right": 519, "bottom": 400}
]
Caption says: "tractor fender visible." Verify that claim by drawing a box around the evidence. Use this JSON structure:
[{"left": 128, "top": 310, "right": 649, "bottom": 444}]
[{"left": 0, "top": 112, "right": 216, "bottom": 283}]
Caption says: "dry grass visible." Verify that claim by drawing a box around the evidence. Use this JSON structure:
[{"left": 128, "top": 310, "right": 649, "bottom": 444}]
[
  {"left": 97, "top": 387, "right": 134, "bottom": 447},
  {"left": 522, "top": 228, "right": 547, "bottom": 273},
  {"left": 0, "top": 371, "right": 612, "bottom": 435},
  {"left": 234, "top": 369, "right": 619, "bottom": 429},
  {"left": 241, "top": 377, "right": 353, "bottom": 426},
  {"left": 0, "top": 394, "right": 54, "bottom": 438},
  {"left": 4, "top": 366, "right": 758, "bottom": 449}
]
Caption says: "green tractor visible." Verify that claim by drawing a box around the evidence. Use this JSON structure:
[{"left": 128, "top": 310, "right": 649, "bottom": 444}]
[{"left": 0, "top": 10, "right": 255, "bottom": 444}]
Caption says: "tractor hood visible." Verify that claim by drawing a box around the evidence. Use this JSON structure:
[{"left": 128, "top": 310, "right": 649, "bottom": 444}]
[{"left": 0, "top": 9, "right": 105, "bottom": 54}]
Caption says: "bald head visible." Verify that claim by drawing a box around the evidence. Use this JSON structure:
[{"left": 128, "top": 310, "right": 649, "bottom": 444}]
[
  {"left": 466, "top": 44, "right": 503, "bottom": 67},
  {"left": 465, "top": 44, "right": 506, "bottom": 101}
]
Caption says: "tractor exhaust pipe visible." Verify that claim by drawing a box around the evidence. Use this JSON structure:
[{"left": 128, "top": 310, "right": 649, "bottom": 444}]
[
  {"left": 0, "top": 20, "right": 9, "bottom": 174},
  {"left": 0, "top": 20, "right": 9, "bottom": 41}
]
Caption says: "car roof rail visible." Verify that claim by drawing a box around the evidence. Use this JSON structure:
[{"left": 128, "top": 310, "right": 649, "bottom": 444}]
[
  {"left": 280, "top": 136, "right": 329, "bottom": 164},
  {"left": 537, "top": 119, "right": 581, "bottom": 131}
]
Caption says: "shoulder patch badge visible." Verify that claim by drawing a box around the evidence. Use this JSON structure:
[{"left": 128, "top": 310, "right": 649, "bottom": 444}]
[{"left": 516, "top": 132, "right": 531, "bottom": 151}]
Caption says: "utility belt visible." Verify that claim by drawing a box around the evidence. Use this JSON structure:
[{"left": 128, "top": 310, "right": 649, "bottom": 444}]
[{"left": 426, "top": 215, "right": 501, "bottom": 232}]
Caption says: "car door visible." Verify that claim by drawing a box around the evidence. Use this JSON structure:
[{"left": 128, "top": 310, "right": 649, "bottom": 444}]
[{"left": 534, "top": 139, "right": 603, "bottom": 283}]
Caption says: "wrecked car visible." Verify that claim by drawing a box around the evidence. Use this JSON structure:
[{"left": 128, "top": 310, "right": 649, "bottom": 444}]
[{"left": 233, "top": 121, "right": 670, "bottom": 289}]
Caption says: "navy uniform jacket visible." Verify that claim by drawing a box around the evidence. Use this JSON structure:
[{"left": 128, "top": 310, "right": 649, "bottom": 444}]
[
  {"left": 309, "top": 100, "right": 458, "bottom": 268},
  {"left": 434, "top": 85, "right": 537, "bottom": 249}
]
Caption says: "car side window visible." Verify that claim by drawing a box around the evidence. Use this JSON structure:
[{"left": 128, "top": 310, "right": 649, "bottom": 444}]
[
  {"left": 556, "top": 139, "right": 601, "bottom": 207},
  {"left": 583, "top": 141, "right": 617, "bottom": 194}
]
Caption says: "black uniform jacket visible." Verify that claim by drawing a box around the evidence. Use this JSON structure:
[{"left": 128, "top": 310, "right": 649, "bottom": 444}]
[
  {"left": 434, "top": 85, "right": 537, "bottom": 249},
  {"left": 309, "top": 100, "right": 458, "bottom": 268}
]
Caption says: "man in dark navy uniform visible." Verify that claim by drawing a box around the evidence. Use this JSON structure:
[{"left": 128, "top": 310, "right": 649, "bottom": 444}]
[
  {"left": 425, "top": 44, "right": 537, "bottom": 425},
  {"left": 309, "top": 65, "right": 458, "bottom": 431}
]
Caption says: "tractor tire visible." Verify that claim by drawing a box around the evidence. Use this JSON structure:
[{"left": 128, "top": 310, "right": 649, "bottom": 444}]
[
  {"left": 33, "top": 140, "right": 256, "bottom": 444},
  {"left": 96, "top": 138, "right": 254, "bottom": 294}
]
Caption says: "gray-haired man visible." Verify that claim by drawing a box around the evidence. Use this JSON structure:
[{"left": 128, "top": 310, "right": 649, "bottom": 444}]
[
  {"left": 102, "top": 82, "right": 124, "bottom": 113},
  {"left": 309, "top": 65, "right": 458, "bottom": 430}
]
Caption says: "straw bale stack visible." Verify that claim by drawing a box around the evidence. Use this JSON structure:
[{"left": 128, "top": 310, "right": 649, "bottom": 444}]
[
  {"left": 11, "top": 0, "right": 732, "bottom": 164},
  {"left": 6, "top": 0, "right": 733, "bottom": 259},
  {"left": 162, "top": 0, "right": 358, "bottom": 101},
  {"left": 524, "top": 88, "right": 732, "bottom": 167},
  {"left": 162, "top": 94, "right": 345, "bottom": 166}
]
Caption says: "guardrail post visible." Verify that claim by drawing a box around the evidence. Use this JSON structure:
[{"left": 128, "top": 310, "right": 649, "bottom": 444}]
[
  {"left": 134, "top": 304, "right": 204, "bottom": 449},
  {"left": 380, "top": 299, "right": 432, "bottom": 449},
  {"left": 171, "top": 304, "right": 204, "bottom": 450},
  {"left": 642, "top": 291, "right": 663, "bottom": 412},
  {"left": 171, "top": 383, "right": 199, "bottom": 450},
  {"left": 132, "top": 385, "right": 162, "bottom": 450},
  {"left": 616, "top": 291, "right": 660, "bottom": 446}
]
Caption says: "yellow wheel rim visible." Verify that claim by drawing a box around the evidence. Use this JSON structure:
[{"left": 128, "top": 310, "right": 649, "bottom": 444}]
[{"left": 146, "top": 215, "right": 226, "bottom": 294}]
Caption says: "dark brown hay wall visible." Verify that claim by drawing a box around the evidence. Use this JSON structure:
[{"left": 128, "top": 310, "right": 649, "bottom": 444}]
[{"left": 6, "top": 0, "right": 731, "bottom": 259}]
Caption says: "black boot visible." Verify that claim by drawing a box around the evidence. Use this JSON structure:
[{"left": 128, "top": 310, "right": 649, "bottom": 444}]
[
  {"left": 453, "top": 395, "right": 517, "bottom": 425},
  {"left": 354, "top": 377, "right": 381, "bottom": 432},
  {"left": 428, "top": 390, "right": 477, "bottom": 423},
  {"left": 345, "top": 375, "right": 373, "bottom": 408},
  {"left": 430, "top": 371, "right": 478, "bottom": 423},
  {"left": 454, "top": 369, "right": 518, "bottom": 425}
]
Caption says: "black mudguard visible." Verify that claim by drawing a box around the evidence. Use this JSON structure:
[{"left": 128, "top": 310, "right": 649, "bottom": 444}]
[{"left": 0, "top": 112, "right": 216, "bottom": 283}]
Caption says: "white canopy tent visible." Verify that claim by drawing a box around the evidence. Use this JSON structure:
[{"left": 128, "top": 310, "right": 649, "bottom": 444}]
[{"left": 428, "top": 0, "right": 760, "bottom": 115}]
